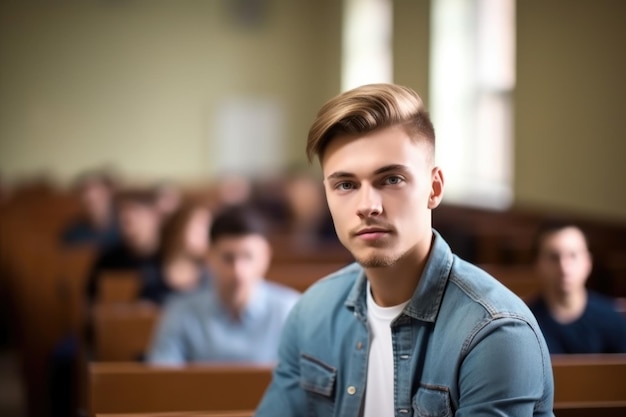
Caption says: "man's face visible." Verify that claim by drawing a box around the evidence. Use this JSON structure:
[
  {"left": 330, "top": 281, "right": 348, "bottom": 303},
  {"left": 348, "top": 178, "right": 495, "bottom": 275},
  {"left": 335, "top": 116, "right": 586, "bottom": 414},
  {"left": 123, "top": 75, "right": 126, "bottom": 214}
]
[
  {"left": 321, "top": 125, "right": 444, "bottom": 268},
  {"left": 118, "top": 202, "right": 161, "bottom": 253},
  {"left": 209, "top": 234, "right": 270, "bottom": 307},
  {"left": 81, "top": 181, "right": 112, "bottom": 222},
  {"left": 536, "top": 227, "right": 592, "bottom": 296}
]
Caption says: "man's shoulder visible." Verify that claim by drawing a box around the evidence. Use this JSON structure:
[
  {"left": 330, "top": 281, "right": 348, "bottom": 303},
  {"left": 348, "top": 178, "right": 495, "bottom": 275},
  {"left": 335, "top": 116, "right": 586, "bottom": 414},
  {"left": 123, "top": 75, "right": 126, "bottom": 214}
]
[
  {"left": 296, "top": 262, "right": 362, "bottom": 306},
  {"left": 446, "top": 256, "right": 533, "bottom": 318},
  {"left": 308, "top": 262, "right": 361, "bottom": 289}
]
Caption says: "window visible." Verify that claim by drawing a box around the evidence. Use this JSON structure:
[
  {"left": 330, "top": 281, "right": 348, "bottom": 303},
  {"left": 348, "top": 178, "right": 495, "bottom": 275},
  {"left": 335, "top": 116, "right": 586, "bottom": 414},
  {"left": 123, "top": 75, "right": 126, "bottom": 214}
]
[
  {"left": 342, "top": 0, "right": 393, "bottom": 91},
  {"left": 430, "top": 0, "right": 516, "bottom": 209}
]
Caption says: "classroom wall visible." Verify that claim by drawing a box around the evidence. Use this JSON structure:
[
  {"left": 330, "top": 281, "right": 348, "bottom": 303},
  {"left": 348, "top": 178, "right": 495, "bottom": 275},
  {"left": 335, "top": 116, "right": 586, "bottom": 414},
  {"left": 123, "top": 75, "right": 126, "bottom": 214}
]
[
  {"left": 515, "top": 0, "right": 626, "bottom": 222},
  {"left": 0, "top": 1, "right": 341, "bottom": 184},
  {"left": 1, "top": 1, "right": 625, "bottom": 223},
  {"left": 392, "top": 0, "right": 430, "bottom": 106}
]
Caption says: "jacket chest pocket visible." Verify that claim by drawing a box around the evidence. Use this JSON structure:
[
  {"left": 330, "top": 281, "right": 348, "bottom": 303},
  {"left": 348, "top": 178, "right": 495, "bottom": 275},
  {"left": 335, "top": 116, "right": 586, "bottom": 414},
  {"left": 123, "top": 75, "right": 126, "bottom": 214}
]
[
  {"left": 413, "top": 384, "right": 452, "bottom": 417},
  {"left": 300, "top": 354, "right": 337, "bottom": 416}
]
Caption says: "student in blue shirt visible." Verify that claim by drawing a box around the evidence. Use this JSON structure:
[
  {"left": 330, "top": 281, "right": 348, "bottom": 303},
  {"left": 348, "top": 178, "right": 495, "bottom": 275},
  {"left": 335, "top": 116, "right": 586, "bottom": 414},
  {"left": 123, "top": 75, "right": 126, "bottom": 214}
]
[
  {"left": 147, "top": 205, "right": 300, "bottom": 365},
  {"left": 528, "top": 221, "right": 626, "bottom": 354}
]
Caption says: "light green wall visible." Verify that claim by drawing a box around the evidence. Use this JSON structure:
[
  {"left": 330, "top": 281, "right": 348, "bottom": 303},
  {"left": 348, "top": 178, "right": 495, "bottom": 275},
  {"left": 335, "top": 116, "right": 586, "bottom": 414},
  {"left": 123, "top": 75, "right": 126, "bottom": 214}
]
[
  {"left": 393, "top": 0, "right": 430, "bottom": 106},
  {"left": 515, "top": 0, "right": 626, "bottom": 222},
  {"left": 2, "top": 1, "right": 625, "bottom": 223},
  {"left": 0, "top": 1, "right": 341, "bottom": 184}
]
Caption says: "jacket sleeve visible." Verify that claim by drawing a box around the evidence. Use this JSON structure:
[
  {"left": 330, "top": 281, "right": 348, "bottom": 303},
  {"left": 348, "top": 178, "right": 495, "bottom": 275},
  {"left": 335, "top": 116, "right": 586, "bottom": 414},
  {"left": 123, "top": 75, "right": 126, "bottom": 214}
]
[
  {"left": 255, "top": 300, "right": 307, "bottom": 417},
  {"left": 455, "top": 317, "right": 555, "bottom": 417}
]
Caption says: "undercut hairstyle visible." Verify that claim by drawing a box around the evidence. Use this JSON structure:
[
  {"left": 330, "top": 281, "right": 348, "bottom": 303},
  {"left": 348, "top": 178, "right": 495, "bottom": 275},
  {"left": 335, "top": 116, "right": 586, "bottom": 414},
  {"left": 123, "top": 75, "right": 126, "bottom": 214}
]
[
  {"left": 531, "top": 219, "right": 590, "bottom": 260},
  {"left": 209, "top": 205, "right": 268, "bottom": 243},
  {"left": 306, "top": 83, "right": 435, "bottom": 163}
]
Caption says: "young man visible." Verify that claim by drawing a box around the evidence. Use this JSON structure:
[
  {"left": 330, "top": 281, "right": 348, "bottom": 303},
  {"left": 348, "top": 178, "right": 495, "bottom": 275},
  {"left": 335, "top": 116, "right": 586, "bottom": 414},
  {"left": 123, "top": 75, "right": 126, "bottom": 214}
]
[
  {"left": 62, "top": 170, "right": 120, "bottom": 248},
  {"left": 85, "top": 189, "right": 167, "bottom": 304},
  {"left": 147, "top": 205, "right": 299, "bottom": 365},
  {"left": 255, "top": 84, "right": 554, "bottom": 416},
  {"left": 528, "top": 221, "right": 626, "bottom": 353}
]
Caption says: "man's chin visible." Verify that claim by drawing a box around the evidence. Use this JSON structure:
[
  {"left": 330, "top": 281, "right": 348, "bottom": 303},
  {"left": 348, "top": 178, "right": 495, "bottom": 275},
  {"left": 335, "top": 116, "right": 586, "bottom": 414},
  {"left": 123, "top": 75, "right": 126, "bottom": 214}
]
[{"left": 354, "top": 253, "right": 397, "bottom": 268}]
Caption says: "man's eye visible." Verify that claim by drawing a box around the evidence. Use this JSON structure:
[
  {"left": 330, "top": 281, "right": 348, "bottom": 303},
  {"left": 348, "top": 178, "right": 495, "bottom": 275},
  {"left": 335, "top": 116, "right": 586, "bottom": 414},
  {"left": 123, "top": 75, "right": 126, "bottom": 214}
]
[
  {"left": 336, "top": 182, "right": 354, "bottom": 191},
  {"left": 385, "top": 176, "right": 403, "bottom": 185}
]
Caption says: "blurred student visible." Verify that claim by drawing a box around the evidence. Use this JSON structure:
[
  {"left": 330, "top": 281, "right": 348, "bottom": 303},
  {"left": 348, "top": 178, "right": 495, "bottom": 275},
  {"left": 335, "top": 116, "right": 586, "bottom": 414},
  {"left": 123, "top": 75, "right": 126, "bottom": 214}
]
[
  {"left": 214, "top": 172, "right": 253, "bottom": 208},
  {"left": 61, "top": 170, "right": 120, "bottom": 248},
  {"left": 283, "top": 169, "right": 338, "bottom": 248},
  {"left": 147, "top": 205, "right": 299, "bottom": 365},
  {"left": 85, "top": 189, "right": 168, "bottom": 305},
  {"left": 155, "top": 181, "right": 183, "bottom": 219},
  {"left": 528, "top": 221, "right": 626, "bottom": 353},
  {"left": 160, "top": 202, "right": 213, "bottom": 293}
]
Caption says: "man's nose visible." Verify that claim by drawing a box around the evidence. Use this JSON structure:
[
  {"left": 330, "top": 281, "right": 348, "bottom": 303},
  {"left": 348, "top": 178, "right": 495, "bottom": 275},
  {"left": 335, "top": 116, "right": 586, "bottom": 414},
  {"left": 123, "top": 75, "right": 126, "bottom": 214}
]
[
  {"left": 356, "top": 185, "right": 383, "bottom": 218},
  {"left": 557, "top": 256, "right": 571, "bottom": 274}
]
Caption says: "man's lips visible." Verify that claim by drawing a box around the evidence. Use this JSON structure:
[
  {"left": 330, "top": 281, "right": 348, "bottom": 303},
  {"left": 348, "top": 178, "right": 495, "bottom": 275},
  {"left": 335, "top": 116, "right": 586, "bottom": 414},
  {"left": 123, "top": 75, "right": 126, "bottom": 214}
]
[{"left": 353, "top": 227, "right": 392, "bottom": 240}]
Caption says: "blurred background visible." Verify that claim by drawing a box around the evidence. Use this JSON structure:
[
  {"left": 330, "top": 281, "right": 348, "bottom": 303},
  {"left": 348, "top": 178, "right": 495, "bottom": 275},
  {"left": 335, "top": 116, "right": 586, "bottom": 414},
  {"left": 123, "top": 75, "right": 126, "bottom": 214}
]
[
  {"left": 0, "top": 1, "right": 625, "bottom": 416},
  {"left": 1, "top": 0, "right": 625, "bottom": 220}
]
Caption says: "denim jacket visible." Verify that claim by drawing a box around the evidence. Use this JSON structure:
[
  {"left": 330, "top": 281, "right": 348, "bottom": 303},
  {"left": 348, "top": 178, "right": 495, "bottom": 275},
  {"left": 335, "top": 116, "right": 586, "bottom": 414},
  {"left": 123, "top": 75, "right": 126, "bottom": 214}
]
[{"left": 255, "top": 230, "right": 554, "bottom": 417}]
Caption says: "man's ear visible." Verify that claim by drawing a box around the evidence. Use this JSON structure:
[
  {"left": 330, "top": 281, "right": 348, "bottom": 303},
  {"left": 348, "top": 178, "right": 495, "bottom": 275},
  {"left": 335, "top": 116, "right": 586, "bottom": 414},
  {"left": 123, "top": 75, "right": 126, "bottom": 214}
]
[{"left": 428, "top": 167, "right": 444, "bottom": 209}]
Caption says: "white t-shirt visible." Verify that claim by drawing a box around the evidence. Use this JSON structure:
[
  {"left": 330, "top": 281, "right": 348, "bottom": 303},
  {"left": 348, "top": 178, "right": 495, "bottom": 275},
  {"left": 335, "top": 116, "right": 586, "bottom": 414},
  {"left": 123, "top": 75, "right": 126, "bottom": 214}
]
[{"left": 363, "top": 282, "right": 411, "bottom": 417}]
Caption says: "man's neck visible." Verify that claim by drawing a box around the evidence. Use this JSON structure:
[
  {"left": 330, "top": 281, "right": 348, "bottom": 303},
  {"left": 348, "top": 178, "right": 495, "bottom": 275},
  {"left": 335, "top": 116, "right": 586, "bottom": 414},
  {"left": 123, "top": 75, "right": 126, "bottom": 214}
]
[
  {"left": 545, "top": 289, "right": 587, "bottom": 324},
  {"left": 365, "top": 248, "right": 430, "bottom": 307},
  {"left": 219, "top": 288, "right": 257, "bottom": 322}
]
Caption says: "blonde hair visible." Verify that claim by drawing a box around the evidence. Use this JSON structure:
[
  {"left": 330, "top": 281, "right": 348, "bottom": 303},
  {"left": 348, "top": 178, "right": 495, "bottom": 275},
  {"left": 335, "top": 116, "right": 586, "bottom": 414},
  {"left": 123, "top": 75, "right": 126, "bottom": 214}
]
[{"left": 306, "top": 83, "right": 435, "bottom": 162}]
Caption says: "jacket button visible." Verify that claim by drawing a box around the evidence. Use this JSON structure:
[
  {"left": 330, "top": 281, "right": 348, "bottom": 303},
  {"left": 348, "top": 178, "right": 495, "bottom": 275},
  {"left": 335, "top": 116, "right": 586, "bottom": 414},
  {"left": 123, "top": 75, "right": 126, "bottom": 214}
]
[
  {"left": 356, "top": 342, "right": 363, "bottom": 350},
  {"left": 347, "top": 386, "right": 357, "bottom": 395}
]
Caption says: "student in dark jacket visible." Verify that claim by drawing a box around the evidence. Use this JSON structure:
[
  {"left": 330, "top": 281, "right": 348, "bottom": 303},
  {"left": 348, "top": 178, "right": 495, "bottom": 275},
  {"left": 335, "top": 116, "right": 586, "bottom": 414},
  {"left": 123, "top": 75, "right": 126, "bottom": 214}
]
[
  {"left": 61, "top": 170, "right": 120, "bottom": 249},
  {"left": 528, "top": 221, "right": 626, "bottom": 353},
  {"left": 85, "top": 188, "right": 168, "bottom": 305}
]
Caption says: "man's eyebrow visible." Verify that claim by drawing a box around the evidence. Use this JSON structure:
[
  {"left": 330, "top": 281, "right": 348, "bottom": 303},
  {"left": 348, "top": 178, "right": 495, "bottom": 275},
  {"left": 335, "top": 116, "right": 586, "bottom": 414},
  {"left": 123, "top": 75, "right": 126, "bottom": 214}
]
[
  {"left": 373, "top": 164, "right": 410, "bottom": 176},
  {"left": 326, "top": 165, "right": 410, "bottom": 181},
  {"left": 326, "top": 171, "right": 355, "bottom": 181}
]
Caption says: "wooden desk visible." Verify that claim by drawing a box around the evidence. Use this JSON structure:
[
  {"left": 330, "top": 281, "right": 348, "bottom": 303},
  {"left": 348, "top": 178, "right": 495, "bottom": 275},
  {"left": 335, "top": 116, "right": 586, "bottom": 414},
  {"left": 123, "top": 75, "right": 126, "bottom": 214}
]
[
  {"left": 92, "top": 303, "right": 160, "bottom": 361},
  {"left": 98, "top": 271, "right": 141, "bottom": 304},
  {"left": 552, "top": 354, "right": 626, "bottom": 417},
  {"left": 96, "top": 412, "right": 253, "bottom": 417},
  {"left": 480, "top": 264, "right": 541, "bottom": 300},
  {"left": 266, "top": 260, "right": 349, "bottom": 293},
  {"left": 89, "top": 363, "right": 273, "bottom": 415}
]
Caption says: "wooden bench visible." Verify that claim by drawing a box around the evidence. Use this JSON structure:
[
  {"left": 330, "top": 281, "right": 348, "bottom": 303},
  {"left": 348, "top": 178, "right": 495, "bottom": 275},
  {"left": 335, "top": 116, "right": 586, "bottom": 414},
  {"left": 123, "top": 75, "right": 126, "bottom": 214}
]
[
  {"left": 268, "top": 234, "right": 353, "bottom": 264},
  {"left": 266, "top": 260, "right": 350, "bottom": 293},
  {"left": 96, "top": 412, "right": 253, "bottom": 417},
  {"left": 92, "top": 304, "right": 161, "bottom": 361},
  {"left": 552, "top": 354, "right": 626, "bottom": 417},
  {"left": 95, "top": 259, "right": 350, "bottom": 303},
  {"left": 91, "top": 356, "right": 626, "bottom": 415},
  {"left": 89, "top": 363, "right": 273, "bottom": 415},
  {"left": 98, "top": 270, "right": 142, "bottom": 304},
  {"left": 480, "top": 264, "right": 541, "bottom": 301}
]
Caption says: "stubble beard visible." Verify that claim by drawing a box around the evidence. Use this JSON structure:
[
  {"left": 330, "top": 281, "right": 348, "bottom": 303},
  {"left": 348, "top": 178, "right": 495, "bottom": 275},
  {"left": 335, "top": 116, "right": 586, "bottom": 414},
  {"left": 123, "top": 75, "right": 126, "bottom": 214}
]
[
  {"left": 354, "top": 250, "right": 398, "bottom": 268},
  {"left": 352, "top": 238, "right": 417, "bottom": 269}
]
